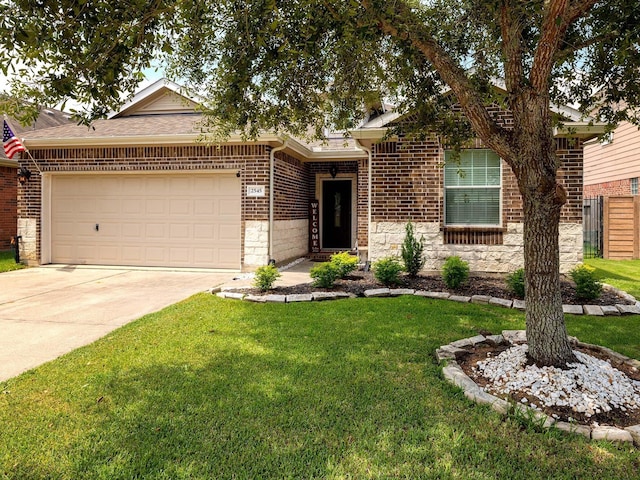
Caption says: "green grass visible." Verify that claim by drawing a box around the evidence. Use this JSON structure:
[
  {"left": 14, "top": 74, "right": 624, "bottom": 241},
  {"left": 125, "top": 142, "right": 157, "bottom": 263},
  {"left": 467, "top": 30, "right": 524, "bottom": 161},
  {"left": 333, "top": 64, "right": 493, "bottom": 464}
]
[
  {"left": 1, "top": 295, "right": 639, "bottom": 479},
  {"left": 0, "top": 250, "right": 25, "bottom": 273},
  {"left": 585, "top": 258, "right": 640, "bottom": 299}
]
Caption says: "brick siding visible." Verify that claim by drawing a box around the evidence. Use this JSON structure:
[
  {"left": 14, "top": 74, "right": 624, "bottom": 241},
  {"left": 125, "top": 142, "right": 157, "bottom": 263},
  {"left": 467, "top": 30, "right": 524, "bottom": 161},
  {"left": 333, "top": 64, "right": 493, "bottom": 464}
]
[
  {"left": 556, "top": 138, "right": 584, "bottom": 223},
  {"left": 0, "top": 166, "right": 17, "bottom": 250},
  {"left": 274, "top": 152, "right": 310, "bottom": 220},
  {"left": 584, "top": 178, "right": 632, "bottom": 198},
  {"left": 371, "top": 137, "right": 442, "bottom": 223}
]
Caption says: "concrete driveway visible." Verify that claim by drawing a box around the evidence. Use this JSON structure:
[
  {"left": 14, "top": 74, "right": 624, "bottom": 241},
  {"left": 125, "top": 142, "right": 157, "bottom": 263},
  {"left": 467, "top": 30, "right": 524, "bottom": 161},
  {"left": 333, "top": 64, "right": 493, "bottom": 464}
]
[{"left": 0, "top": 266, "right": 234, "bottom": 382}]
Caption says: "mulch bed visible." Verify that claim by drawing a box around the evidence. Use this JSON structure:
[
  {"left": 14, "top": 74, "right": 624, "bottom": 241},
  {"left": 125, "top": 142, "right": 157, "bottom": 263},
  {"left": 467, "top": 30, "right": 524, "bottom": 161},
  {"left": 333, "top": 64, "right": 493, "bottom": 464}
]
[{"left": 238, "top": 270, "right": 634, "bottom": 306}]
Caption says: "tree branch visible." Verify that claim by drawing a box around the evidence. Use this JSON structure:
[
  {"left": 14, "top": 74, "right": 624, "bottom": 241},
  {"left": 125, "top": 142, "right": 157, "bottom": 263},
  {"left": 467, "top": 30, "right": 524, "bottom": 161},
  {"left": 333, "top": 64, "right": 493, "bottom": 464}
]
[
  {"left": 567, "top": 0, "right": 600, "bottom": 24},
  {"left": 531, "top": 0, "right": 598, "bottom": 93},
  {"left": 500, "top": 1, "right": 525, "bottom": 96},
  {"left": 555, "top": 30, "right": 619, "bottom": 62},
  {"left": 361, "top": 0, "right": 514, "bottom": 160}
]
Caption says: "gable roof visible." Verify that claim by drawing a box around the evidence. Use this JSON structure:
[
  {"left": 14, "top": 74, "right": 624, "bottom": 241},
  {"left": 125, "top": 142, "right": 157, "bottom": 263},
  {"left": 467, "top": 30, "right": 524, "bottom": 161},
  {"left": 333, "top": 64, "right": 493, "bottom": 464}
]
[
  {"left": 108, "top": 79, "right": 203, "bottom": 118},
  {"left": 356, "top": 80, "right": 604, "bottom": 140}
]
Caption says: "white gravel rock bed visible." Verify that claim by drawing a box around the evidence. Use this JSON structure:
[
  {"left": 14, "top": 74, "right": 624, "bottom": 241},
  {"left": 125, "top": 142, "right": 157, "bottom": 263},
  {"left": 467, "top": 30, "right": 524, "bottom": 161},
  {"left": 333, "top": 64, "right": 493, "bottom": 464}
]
[{"left": 474, "top": 344, "right": 640, "bottom": 418}]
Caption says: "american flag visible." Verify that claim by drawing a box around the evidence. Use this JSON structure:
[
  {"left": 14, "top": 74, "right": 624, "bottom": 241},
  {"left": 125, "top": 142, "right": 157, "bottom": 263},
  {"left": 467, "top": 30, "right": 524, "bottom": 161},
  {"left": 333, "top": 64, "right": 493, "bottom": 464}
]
[{"left": 3, "top": 120, "right": 26, "bottom": 159}]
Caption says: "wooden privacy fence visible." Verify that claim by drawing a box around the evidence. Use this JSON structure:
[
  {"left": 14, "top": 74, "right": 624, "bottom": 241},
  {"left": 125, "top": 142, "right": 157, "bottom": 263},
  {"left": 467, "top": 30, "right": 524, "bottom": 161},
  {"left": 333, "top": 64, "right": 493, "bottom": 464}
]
[{"left": 603, "top": 196, "right": 640, "bottom": 259}]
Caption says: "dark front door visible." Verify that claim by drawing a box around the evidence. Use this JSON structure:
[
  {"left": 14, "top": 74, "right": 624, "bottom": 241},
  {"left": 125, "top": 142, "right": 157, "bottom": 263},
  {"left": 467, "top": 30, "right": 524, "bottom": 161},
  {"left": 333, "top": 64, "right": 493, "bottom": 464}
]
[{"left": 322, "top": 180, "right": 352, "bottom": 249}]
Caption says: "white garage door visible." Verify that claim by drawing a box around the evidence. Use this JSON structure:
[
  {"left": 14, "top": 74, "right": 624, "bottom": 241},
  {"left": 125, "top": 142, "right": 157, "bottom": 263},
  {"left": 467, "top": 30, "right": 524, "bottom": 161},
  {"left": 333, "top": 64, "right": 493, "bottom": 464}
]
[{"left": 51, "top": 173, "right": 241, "bottom": 269}]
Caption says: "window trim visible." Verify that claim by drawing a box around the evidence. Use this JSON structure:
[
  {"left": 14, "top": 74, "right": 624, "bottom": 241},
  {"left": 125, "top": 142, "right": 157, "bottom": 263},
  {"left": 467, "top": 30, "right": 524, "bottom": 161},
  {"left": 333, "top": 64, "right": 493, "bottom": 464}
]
[{"left": 443, "top": 149, "right": 503, "bottom": 228}]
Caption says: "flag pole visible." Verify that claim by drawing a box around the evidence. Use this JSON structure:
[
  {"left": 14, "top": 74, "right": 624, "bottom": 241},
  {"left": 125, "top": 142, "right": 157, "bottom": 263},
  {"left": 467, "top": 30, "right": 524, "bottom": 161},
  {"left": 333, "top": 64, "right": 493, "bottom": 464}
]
[{"left": 3, "top": 116, "right": 42, "bottom": 173}]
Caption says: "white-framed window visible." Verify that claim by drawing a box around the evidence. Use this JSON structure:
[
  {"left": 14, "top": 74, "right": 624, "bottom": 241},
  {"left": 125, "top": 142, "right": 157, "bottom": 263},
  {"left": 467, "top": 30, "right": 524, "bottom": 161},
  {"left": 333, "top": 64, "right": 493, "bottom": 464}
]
[
  {"left": 631, "top": 177, "right": 638, "bottom": 195},
  {"left": 444, "top": 149, "right": 502, "bottom": 226}
]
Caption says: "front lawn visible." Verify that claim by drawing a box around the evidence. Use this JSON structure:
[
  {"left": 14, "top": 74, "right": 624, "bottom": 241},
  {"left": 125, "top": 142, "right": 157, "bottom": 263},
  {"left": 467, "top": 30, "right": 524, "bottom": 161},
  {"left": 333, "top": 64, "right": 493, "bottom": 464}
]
[
  {"left": 585, "top": 258, "right": 640, "bottom": 300},
  {"left": 1, "top": 295, "right": 639, "bottom": 479},
  {"left": 0, "top": 250, "right": 25, "bottom": 273}
]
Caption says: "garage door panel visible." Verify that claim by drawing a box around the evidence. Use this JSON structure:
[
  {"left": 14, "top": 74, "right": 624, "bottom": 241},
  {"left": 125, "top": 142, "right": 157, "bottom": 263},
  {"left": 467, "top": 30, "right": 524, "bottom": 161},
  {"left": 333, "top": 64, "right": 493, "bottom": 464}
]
[
  {"left": 169, "top": 224, "right": 191, "bottom": 239},
  {"left": 121, "top": 223, "right": 142, "bottom": 238},
  {"left": 169, "top": 248, "right": 190, "bottom": 263},
  {"left": 194, "top": 199, "right": 215, "bottom": 215},
  {"left": 122, "top": 198, "right": 143, "bottom": 214},
  {"left": 145, "top": 224, "right": 166, "bottom": 239},
  {"left": 96, "top": 198, "right": 120, "bottom": 214},
  {"left": 51, "top": 174, "right": 241, "bottom": 269},
  {"left": 98, "top": 246, "right": 120, "bottom": 263},
  {"left": 145, "top": 199, "right": 166, "bottom": 215},
  {"left": 219, "top": 224, "right": 241, "bottom": 241},
  {"left": 145, "top": 247, "right": 167, "bottom": 262},
  {"left": 170, "top": 199, "right": 191, "bottom": 215},
  {"left": 121, "top": 246, "right": 143, "bottom": 261},
  {"left": 193, "top": 224, "right": 214, "bottom": 239}
]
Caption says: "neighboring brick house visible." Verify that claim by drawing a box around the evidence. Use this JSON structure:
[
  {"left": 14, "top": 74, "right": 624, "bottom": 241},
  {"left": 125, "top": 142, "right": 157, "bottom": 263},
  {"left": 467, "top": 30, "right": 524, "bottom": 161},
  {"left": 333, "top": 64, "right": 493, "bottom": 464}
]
[
  {"left": 0, "top": 110, "right": 71, "bottom": 250},
  {"left": 20, "top": 79, "right": 600, "bottom": 272},
  {"left": 584, "top": 122, "right": 640, "bottom": 197}
]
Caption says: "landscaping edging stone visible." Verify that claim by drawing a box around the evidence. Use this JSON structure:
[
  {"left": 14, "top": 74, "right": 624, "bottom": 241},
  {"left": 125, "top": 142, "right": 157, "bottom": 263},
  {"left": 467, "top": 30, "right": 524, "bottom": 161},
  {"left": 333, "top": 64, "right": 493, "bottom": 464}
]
[
  {"left": 436, "top": 330, "right": 640, "bottom": 446},
  {"left": 212, "top": 284, "right": 640, "bottom": 315}
]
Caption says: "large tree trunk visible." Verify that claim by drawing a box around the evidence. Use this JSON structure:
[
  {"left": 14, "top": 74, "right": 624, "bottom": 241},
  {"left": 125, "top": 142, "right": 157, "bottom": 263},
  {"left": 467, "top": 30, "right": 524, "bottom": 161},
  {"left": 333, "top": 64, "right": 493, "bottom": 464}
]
[
  {"left": 513, "top": 92, "right": 577, "bottom": 367},
  {"left": 521, "top": 182, "right": 577, "bottom": 367}
]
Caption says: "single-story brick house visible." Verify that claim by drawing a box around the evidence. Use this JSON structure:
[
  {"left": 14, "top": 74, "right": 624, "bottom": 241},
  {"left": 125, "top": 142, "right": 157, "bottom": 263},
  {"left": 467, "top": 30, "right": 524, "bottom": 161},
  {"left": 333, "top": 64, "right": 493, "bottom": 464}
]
[{"left": 19, "top": 79, "right": 603, "bottom": 272}]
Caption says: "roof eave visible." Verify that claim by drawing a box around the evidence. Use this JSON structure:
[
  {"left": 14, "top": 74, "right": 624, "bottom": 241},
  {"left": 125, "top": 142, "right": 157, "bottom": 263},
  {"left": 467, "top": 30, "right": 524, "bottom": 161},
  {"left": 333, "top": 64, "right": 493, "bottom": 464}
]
[
  {"left": 0, "top": 158, "right": 18, "bottom": 168},
  {"left": 24, "top": 134, "right": 368, "bottom": 161},
  {"left": 553, "top": 122, "right": 607, "bottom": 140}
]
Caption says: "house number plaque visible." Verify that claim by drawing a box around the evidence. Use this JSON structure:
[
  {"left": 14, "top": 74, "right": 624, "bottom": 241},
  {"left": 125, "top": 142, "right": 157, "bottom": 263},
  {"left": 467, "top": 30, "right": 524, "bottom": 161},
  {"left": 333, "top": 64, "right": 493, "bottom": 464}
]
[{"left": 246, "top": 185, "right": 266, "bottom": 197}]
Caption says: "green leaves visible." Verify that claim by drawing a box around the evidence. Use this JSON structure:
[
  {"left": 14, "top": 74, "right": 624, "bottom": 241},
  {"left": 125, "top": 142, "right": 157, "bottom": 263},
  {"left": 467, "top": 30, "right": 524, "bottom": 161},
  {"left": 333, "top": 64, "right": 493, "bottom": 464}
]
[{"left": 1, "top": 0, "right": 639, "bottom": 136}]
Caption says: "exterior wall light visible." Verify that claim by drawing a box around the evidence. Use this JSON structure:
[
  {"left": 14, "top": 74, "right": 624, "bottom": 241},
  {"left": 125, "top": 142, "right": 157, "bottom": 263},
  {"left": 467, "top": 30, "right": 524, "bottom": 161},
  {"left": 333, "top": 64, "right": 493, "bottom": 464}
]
[{"left": 17, "top": 166, "right": 31, "bottom": 184}]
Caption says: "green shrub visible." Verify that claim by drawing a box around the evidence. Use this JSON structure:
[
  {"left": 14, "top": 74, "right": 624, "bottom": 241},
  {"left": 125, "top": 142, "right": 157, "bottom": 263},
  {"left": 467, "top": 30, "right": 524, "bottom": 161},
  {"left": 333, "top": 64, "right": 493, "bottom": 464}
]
[
  {"left": 506, "top": 268, "right": 525, "bottom": 298},
  {"left": 330, "top": 251, "right": 358, "bottom": 278},
  {"left": 310, "top": 262, "right": 340, "bottom": 288},
  {"left": 442, "top": 256, "right": 469, "bottom": 289},
  {"left": 253, "top": 264, "right": 281, "bottom": 292},
  {"left": 373, "top": 257, "right": 404, "bottom": 286},
  {"left": 401, "top": 222, "right": 426, "bottom": 277},
  {"left": 569, "top": 264, "right": 602, "bottom": 300}
]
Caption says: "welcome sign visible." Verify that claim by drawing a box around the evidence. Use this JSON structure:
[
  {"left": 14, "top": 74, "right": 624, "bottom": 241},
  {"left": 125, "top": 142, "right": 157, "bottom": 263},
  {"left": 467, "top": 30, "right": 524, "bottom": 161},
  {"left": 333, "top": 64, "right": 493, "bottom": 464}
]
[{"left": 309, "top": 199, "right": 320, "bottom": 253}]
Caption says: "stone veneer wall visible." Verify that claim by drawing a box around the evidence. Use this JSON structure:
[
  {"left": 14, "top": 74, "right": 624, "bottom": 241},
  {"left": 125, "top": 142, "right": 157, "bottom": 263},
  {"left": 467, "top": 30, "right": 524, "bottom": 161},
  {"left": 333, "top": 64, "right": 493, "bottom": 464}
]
[
  {"left": 272, "top": 219, "right": 309, "bottom": 263},
  {"left": 0, "top": 165, "right": 17, "bottom": 250},
  {"left": 19, "top": 145, "right": 272, "bottom": 266},
  {"left": 369, "top": 221, "right": 582, "bottom": 273}
]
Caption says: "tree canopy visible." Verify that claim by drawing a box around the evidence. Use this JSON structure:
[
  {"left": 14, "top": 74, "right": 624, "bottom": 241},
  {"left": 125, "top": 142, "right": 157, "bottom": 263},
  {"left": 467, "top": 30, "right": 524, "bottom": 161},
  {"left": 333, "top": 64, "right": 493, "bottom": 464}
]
[
  {"left": 1, "top": 1, "right": 638, "bottom": 133},
  {"left": 1, "top": 0, "right": 639, "bottom": 366}
]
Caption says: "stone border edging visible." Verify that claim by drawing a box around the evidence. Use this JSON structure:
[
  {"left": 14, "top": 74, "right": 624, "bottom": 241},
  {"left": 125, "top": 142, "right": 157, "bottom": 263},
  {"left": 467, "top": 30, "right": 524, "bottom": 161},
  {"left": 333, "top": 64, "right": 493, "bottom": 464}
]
[
  {"left": 436, "top": 330, "right": 640, "bottom": 446},
  {"left": 211, "top": 285, "right": 640, "bottom": 315}
]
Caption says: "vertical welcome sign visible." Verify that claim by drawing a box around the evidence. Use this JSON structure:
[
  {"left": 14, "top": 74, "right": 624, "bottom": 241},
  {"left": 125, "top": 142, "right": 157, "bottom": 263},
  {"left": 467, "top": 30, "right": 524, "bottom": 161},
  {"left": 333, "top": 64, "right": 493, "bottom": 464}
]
[{"left": 309, "top": 199, "right": 320, "bottom": 253}]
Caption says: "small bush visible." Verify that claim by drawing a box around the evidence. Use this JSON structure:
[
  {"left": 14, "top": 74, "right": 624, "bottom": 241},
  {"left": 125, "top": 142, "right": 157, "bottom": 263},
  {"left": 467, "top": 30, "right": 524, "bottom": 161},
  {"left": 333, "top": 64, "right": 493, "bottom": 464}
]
[
  {"left": 253, "top": 264, "right": 281, "bottom": 292},
  {"left": 310, "top": 262, "right": 340, "bottom": 288},
  {"left": 401, "top": 222, "right": 426, "bottom": 277},
  {"left": 569, "top": 264, "right": 602, "bottom": 300},
  {"left": 330, "top": 252, "right": 358, "bottom": 278},
  {"left": 506, "top": 268, "right": 525, "bottom": 298},
  {"left": 373, "top": 257, "right": 404, "bottom": 286},
  {"left": 442, "top": 256, "right": 469, "bottom": 289}
]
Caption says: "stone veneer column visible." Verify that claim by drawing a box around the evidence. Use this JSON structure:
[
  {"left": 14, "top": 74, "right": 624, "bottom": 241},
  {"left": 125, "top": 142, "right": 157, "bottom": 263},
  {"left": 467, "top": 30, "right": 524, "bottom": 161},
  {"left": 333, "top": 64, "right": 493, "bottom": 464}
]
[{"left": 244, "top": 220, "right": 270, "bottom": 268}]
